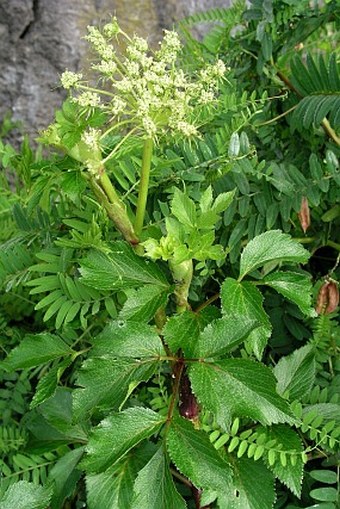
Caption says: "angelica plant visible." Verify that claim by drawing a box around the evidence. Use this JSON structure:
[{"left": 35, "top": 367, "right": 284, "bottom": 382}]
[
  {"left": 0, "top": 3, "right": 339, "bottom": 509},
  {"left": 42, "top": 18, "right": 227, "bottom": 300}
]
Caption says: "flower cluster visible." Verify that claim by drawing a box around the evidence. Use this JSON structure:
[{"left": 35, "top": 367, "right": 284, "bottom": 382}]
[
  {"left": 59, "top": 17, "right": 227, "bottom": 140},
  {"left": 60, "top": 70, "right": 82, "bottom": 90}
]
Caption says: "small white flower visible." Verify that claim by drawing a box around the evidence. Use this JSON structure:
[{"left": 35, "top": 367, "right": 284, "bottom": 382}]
[
  {"left": 151, "top": 60, "right": 166, "bottom": 75},
  {"left": 111, "top": 96, "right": 126, "bottom": 116},
  {"left": 213, "top": 59, "right": 226, "bottom": 77},
  {"left": 92, "top": 60, "right": 117, "bottom": 75},
  {"left": 198, "top": 89, "right": 215, "bottom": 104},
  {"left": 99, "top": 45, "right": 115, "bottom": 61},
  {"left": 161, "top": 30, "right": 181, "bottom": 53},
  {"left": 115, "top": 77, "right": 134, "bottom": 92},
  {"left": 142, "top": 117, "right": 157, "bottom": 137},
  {"left": 60, "top": 70, "right": 82, "bottom": 90},
  {"left": 125, "top": 60, "right": 140, "bottom": 76},
  {"left": 144, "top": 70, "right": 158, "bottom": 83},
  {"left": 86, "top": 26, "right": 106, "bottom": 51},
  {"left": 173, "top": 70, "right": 187, "bottom": 89},
  {"left": 133, "top": 36, "right": 149, "bottom": 53},
  {"left": 76, "top": 91, "right": 101, "bottom": 108},
  {"left": 175, "top": 121, "right": 198, "bottom": 137},
  {"left": 157, "top": 30, "right": 182, "bottom": 64},
  {"left": 81, "top": 128, "right": 100, "bottom": 150}
]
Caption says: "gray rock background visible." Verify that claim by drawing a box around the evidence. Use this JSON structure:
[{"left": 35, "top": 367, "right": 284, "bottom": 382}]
[{"left": 0, "top": 0, "right": 230, "bottom": 140}]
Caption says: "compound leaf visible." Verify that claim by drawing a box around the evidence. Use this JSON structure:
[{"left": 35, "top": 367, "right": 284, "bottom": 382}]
[
  {"left": 171, "top": 189, "right": 196, "bottom": 228},
  {"left": 48, "top": 447, "right": 84, "bottom": 509},
  {"left": 163, "top": 311, "right": 201, "bottom": 356},
  {"left": 263, "top": 425, "right": 304, "bottom": 497}
]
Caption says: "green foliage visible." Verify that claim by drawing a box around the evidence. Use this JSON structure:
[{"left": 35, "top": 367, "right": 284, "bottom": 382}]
[
  {"left": 0, "top": 2, "right": 339, "bottom": 509},
  {"left": 290, "top": 53, "right": 340, "bottom": 130}
]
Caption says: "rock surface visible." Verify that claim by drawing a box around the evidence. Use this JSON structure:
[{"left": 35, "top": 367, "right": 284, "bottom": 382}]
[{"left": 0, "top": 0, "right": 230, "bottom": 139}]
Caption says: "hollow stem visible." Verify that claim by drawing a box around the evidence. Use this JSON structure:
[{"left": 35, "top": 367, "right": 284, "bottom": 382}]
[{"left": 134, "top": 138, "right": 153, "bottom": 237}]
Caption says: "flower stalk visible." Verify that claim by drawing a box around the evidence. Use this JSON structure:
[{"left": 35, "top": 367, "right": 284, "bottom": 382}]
[{"left": 134, "top": 137, "right": 153, "bottom": 237}]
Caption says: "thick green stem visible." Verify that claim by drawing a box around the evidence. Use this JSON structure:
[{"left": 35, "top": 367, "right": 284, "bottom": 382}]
[
  {"left": 169, "top": 259, "right": 193, "bottom": 313},
  {"left": 65, "top": 140, "right": 139, "bottom": 244},
  {"left": 134, "top": 138, "right": 153, "bottom": 237},
  {"left": 89, "top": 172, "right": 139, "bottom": 245}
]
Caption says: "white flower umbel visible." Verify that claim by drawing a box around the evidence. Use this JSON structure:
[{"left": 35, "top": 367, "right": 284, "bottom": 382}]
[
  {"left": 53, "top": 18, "right": 228, "bottom": 242},
  {"left": 81, "top": 128, "right": 101, "bottom": 151},
  {"left": 60, "top": 20, "right": 226, "bottom": 142},
  {"left": 75, "top": 92, "right": 101, "bottom": 108},
  {"left": 60, "top": 70, "right": 83, "bottom": 90}
]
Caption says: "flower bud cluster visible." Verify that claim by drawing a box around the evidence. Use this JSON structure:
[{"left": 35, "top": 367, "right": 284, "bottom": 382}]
[{"left": 60, "top": 17, "right": 227, "bottom": 140}]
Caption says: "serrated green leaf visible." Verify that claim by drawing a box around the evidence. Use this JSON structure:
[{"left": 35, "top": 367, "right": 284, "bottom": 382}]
[
  {"left": 273, "top": 345, "right": 316, "bottom": 401},
  {"left": 0, "top": 481, "right": 52, "bottom": 509},
  {"left": 90, "top": 320, "right": 164, "bottom": 358},
  {"left": 217, "top": 458, "right": 275, "bottom": 509},
  {"left": 83, "top": 408, "right": 165, "bottom": 473},
  {"left": 212, "top": 190, "right": 235, "bottom": 214},
  {"left": 167, "top": 414, "right": 232, "bottom": 492},
  {"left": 119, "top": 285, "right": 169, "bottom": 323},
  {"left": 86, "top": 443, "right": 156, "bottom": 509},
  {"left": 196, "top": 315, "right": 260, "bottom": 358},
  {"left": 221, "top": 278, "right": 271, "bottom": 359},
  {"left": 200, "top": 186, "right": 213, "bottom": 212},
  {"left": 60, "top": 171, "right": 86, "bottom": 203},
  {"left": 131, "top": 447, "right": 186, "bottom": 509},
  {"left": 163, "top": 311, "right": 201, "bottom": 356},
  {"left": 239, "top": 230, "right": 310, "bottom": 280},
  {"left": 48, "top": 447, "right": 84, "bottom": 509},
  {"left": 30, "top": 358, "right": 72, "bottom": 409},
  {"left": 263, "top": 425, "right": 304, "bottom": 497},
  {"left": 1, "top": 333, "right": 73, "bottom": 371},
  {"left": 171, "top": 189, "right": 196, "bottom": 228},
  {"left": 262, "top": 271, "right": 316, "bottom": 317},
  {"left": 68, "top": 302, "right": 166, "bottom": 422},
  {"left": 80, "top": 242, "right": 168, "bottom": 290},
  {"left": 189, "top": 359, "right": 296, "bottom": 431},
  {"left": 73, "top": 358, "right": 158, "bottom": 421}
]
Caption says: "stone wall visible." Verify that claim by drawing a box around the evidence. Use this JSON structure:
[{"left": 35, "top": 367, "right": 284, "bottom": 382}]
[{"left": 0, "top": 0, "right": 230, "bottom": 139}]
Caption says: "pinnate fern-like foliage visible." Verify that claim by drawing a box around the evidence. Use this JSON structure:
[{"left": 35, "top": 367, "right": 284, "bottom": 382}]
[{"left": 290, "top": 53, "right": 340, "bottom": 130}]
